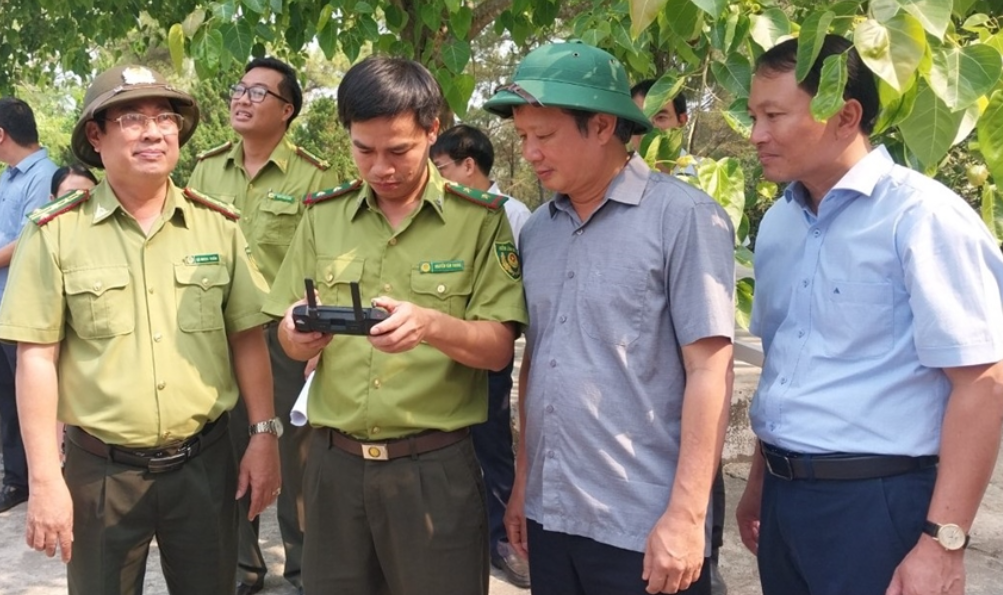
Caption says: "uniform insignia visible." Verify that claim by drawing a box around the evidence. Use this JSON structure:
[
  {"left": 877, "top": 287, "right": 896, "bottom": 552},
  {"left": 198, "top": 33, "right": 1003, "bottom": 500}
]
[
  {"left": 184, "top": 253, "right": 221, "bottom": 265},
  {"left": 122, "top": 66, "right": 157, "bottom": 85},
  {"left": 304, "top": 179, "right": 363, "bottom": 205},
  {"left": 419, "top": 260, "right": 465, "bottom": 274},
  {"left": 268, "top": 190, "right": 297, "bottom": 203},
  {"left": 295, "top": 146, "right": 331, "bottom": 171},
  {"left": 494, "top": 241, "right": 521, "bottom": 280},
  {"left": 197, "top": 141, "right": 233, "bottom": 161},
  {"left": 28, "top": 189, "right": 90, "bottom": 226},
  {"left": 445, "top": 182, "right": 508, "bottom": 210},
  {"left": 183, "top": 187, "right": 241, "bottom": 221}
]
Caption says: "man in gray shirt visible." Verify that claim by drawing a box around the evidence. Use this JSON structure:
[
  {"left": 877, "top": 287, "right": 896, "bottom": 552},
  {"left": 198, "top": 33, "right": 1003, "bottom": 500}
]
[{"left": 485, "top": 41, "right": 735, "bottom": 595}]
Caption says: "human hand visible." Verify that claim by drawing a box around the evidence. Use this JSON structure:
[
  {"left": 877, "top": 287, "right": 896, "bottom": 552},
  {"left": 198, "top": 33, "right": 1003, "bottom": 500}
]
[
  {"left": 235, "top": 434, "right": 281, "bottom": 520},
  {"left": 885, "top": 536, "right": 965, "bottom": 595},
  {"left": 24, "top": 479, "right": 74, "bottom": 562},
  {"left": 367, "top": 297, "right": 432, "bottom": 354},
  {"left": 642, "top": 510, "right": 705, "bottom": 594}
]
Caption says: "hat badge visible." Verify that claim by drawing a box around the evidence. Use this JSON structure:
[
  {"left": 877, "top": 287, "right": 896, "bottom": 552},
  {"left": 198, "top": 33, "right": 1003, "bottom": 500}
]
[{"left": 121, "top": 66, "right": 157, "bottom": 85}]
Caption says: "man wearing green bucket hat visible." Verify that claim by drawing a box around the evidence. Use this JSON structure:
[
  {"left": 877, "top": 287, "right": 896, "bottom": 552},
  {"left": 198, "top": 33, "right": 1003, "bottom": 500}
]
[
  {"left": 0, "top": 64, "right": 280, "bottom": 595},
  {"left": 486, "top": 41, "right": 735, "bottom": 594}
]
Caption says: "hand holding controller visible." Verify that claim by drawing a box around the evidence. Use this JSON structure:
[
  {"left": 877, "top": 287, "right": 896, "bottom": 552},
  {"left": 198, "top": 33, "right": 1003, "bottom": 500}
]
[{"left": 292, "top": 279, "right": 389, "bottom": 335}]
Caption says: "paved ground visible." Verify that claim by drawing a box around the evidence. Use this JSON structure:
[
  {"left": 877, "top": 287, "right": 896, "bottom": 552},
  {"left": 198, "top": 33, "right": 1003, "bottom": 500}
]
[{"left": 1, "top": 342, "right": 1001, "bottom": 593}]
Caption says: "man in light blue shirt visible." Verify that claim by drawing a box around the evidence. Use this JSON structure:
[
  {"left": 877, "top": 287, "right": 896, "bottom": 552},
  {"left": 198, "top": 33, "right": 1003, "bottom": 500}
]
[
  {"left": 0, "top": 97, "right": 57, "bottom": 512},
  {"left": 738, "top": 35, "right": 1003, "bottom": 595}
]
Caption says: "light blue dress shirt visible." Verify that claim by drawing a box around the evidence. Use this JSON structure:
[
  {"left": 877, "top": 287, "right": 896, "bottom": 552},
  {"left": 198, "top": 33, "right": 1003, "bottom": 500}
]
[
  {"left": 750, "top": 146, "right": 1003, "bottom": 456},
  {"left": 0, "top": 148, "right": 58, "bottom": 294},
  {"left": 520, "top": 154, "right": 735, "bottom": 553}
]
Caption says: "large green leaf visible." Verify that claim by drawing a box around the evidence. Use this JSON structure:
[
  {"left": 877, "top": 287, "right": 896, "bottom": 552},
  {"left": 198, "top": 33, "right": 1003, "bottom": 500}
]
[
  {"left": 643, "top": 74, "right": 685, "bottom": 118},
  {"left": 722, "top": 97, "right": 752, "bottom": 139},
  {"left": 749, "top": 8, "right": 790, "bottom": 51},
  {"left": 981, "top": 183, "right": 1003, "bottom": 243},
  {"left": 954, "top": 96, "right": 987, "bottom": 145},
  {"left": 873, "top": 76, "right": 918, "bottom": 134},
  {"left": 182, "top": 9, "right": 206, "bottom": 38},
  {"left": 450, "top": 6, "right": 473, "bottom": 40},
  {"left": 854, "top": 14, "right": 926, "bottom": 92},
  {"left": 895, "top": 0, "right": 952, "bottom": 38},
  {"left": 795, "top": 11, "right": 834, "bottom": 84},
  {"left": 663, "top": 0, "right": 702, "bottom": 41},
  {"left": 630, "top": 0, "right": 668, "bottom": 38},
  {"left": 317, "top": 20, "right": 338, "bottom": 60},
  {"left": 977, "top": 90, "right": 1003, "bottom": 189},
  {"left": 928, "top": 44, "right": 1002, "bottom": 112},
  {"left": 222, "top": 20, "right": 255, "bottom": 64},
  {"left": 445, "top": 72, "right": 475, "bottom": 117},
  {"left": 899, "top": 80, "right": 964, "bottom": 168},
  {"left": 736, "top": 277, "right": 754, "bottom": 330},
  {"left": 710, "top": 53, "right": 751, "bottom": 99},
  {"left": 688, "top": 0, "right": 726, "bottom": 19},
  {"left": 168, "top": 24, "right": 185, "bottom": 74},
  {"left": 811, "top": 52, "right": 848, "bottom": 122},
  {"left": 870, "top": 0, "right": 900, "bottom": 22},
  {"left": 440, "top": 38, "right": 471, "bottom": 74},
  {"left": 242, "top": 0, "right": 267, "bottom": 16},
  {"left": 696, "top": 157, "right": 745, "bottom": 237}
]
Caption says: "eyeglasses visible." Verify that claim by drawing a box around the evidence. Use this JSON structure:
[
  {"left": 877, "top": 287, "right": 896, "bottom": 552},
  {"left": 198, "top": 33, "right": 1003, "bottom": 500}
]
[
  {"left": 433, "top": 159, "right": 461, "bottom": 172},
  {"left": 102, "top": 113, "right": 184, "bottom": 135},
  {"left": 230, "top": 83, "right": 291, "bottom": 104}
]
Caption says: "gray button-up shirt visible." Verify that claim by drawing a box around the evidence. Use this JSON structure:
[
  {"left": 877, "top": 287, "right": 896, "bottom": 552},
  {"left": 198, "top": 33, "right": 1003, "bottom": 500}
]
[{"left": 521, "top": 154, "right": 735, "bottom": 553}]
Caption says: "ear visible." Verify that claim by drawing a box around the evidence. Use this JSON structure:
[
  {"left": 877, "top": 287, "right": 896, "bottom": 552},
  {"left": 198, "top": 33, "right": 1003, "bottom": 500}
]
[
  {"left": 427, "top": 117, "right": 441, "bottom": 144},
  {"left": 835, "top": 99, "right": 864, "bottom": 139},
  {"left": 592, "top": 113, "right": 619, "bottom": 144},
  {"left": 85, "top": 121, "right": 104, "bottom": 153},
  {"left": 460, "top": 156, "right": 477, "bottom": 176},
  {"left": 678, "top": 113, "right": 689, "bottom": 126},
  {"left": 281, "top": 102, "right": 295, "bottom": 124}
]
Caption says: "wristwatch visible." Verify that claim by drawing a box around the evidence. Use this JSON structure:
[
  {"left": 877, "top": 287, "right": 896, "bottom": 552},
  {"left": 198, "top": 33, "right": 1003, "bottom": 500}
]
[
  {"left": 248, "top": 417, "right": 284, "bottom": 438},
  {"left": 923, "top": 521, "right": 970, "bottom": 551}
]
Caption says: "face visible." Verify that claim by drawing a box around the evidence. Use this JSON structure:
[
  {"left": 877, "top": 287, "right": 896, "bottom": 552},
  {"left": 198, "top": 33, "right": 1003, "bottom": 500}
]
[
  {"left": 431, "top": 154, "right": 475, "bottom": 187},
  {"left": 747, "top": 69, "right": 842, "bottom": 186},
  {"left": 54, "top": 173, "right": 96, "bottom": 199},
  {"left": 86, "top": 98, "right": 180, "bottom": 181},
  {"left": 230, "top": 67, "right": 294, "bottom": 136},
  {"left": 632, "top": 94, "right": 684, "bottom": 130},
  {"left": 349, "top": 113, "right": 438, "bottom": 204},
  {"left": 512, "top": 105, "right": 608, "bottom": 197}
]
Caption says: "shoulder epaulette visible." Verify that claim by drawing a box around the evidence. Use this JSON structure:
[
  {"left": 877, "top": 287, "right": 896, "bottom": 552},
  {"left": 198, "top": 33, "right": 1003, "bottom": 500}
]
[
  {"left": 197, "top": 141, "right": 233, "bottom": 161},
  {"left": 295, "top": 146, "right": 331, "bottom": 171},
  {"left": 304, "top": 179, "right": 363, "bottom": 205},
  {"left": 29, "top": 189, "right": 90, "bottom": 226},
  {"left": 445, "top": 182, "right": 508, "bottom": 210},
  {"left": 183, "top": 187, "right": 241, "bottom": 221}
]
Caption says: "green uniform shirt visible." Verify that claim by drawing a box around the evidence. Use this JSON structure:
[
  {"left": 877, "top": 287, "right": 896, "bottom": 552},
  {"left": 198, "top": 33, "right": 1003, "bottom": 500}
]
[
  {"left": 264, "top": 166, "right": 528, "bottom": 439},
  {"left": 187, "top": 138, "right": 341, "bottom": 284},
  {"left": 0, "top": 181, "right": 271, "bottom": 447}
]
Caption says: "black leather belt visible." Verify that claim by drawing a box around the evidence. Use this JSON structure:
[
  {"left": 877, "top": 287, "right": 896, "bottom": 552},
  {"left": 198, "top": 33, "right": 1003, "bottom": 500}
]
[
  {"left": 761, "top": 442, "right": 938, "bottom": 481},
  {"left": 327, "top": 427, "right": 469, "bottom": 461},
  {"left": 66, "top": 414, "right": 229, "bottom": 474}
]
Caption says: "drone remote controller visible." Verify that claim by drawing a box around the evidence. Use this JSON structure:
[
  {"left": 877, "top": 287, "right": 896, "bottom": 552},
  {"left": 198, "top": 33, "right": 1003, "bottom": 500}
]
[{"left": 292, "top": 278, "right": 389, "bottom": 335}]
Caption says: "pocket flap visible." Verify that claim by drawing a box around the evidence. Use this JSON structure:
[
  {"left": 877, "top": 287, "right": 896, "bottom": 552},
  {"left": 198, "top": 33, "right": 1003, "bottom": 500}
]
[
  {"left": 317, "top": 257, "right": 364, "bottom": 288},
  {"left": 65, "top": 267, "right": 130, "bottom": 297},
  {"left": 174, "top": 263, "right": 231, "bottom": 289},
  {"left": 410, "top": 269, "right": 473, "bottom": 299}
]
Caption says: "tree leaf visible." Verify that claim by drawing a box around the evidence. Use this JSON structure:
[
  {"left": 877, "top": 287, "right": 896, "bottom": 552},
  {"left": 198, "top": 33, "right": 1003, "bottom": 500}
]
[
  {"left": 664, "top": 0, "right": 702, "bottom": 41},
  {"left": 630, "top": 0, "right": 668, "bottom": 39},
  {"left": 736, "top": 277, "right": 754, "bottom": 330},
  {"left": 981, "top": 183, "right": 1003, "bottom": 243},
  {"left": 710, "top": 52, "right": 752, "bottom": 99},
  {"left": 446, "top": 72, "right": 475, "bottom": 117},
  {"left": 696, "top": 157, "right": 745, "bottom": 238},
  {"left": 895, "top": 0, "right": 952, "bottom": 38},
  {"left": 443, "top": 0, "right": 461, "bottom": 12},
  {"left": 749, "top": 8, "right": 791, "bottom": 51},
  {"left": 873, "top": 76, "right": 918, "bottom": 134},
  {"left": 870, "top": 0, "right": 900, "bottom": 22},
  {"left": 242, "top": 0, "right": 267, "bottom": 16},
  {"left": 182, "top": 9, "right": 206, "bottom": 38},
  {"left": 222, "top": 20, "right": 254, "bottom": 63},
  {"left": 900, "top": 79, "right": 964, "bottom": 169},
  {"left": 810, "top": 52, "right": 847, "bottom": 121},
  {"left": 978, "top": 90, "right": 1003, "bottom": 188},
  {"left": 688, "top": 0, "right": 726, "bottom": 20},
  {"left": 643, "top": 74, "right": 685, "bottom": 118},
  {"left": 450, "top": 6, "right": 473, "bottom": 40},
  {"left": 954, "top": 95, "right": 987, "bottom": 145},
  {"left": 317, "top": 4, "right": 333, "bottom": 33},
  {"left": 317, "top": 20, "right": 338, "bottom": 60},
  {"left": 419, "top": 4, "right": 440, "bottom": 32},
  {"left": 212, "top": 0, "right": 236, "bottom": 21},
  {"left": 722, "top": 97, "right": 752, "bottom": 139},
  {"left": 384, "top": 4, "right": 408, "bottom": 31},
  {"left": 168, "top": 24, "right": 185, "bottom": 74},
  {"left": 795, "top": 11, "right": 834, "bottom": 84},
  {"left": 440, "top": 38, "right": 471, "bottom": 74},
  {"left": 928, "top": 44, "right": 1002, "bottom": 112},
  {"left": 854, "top": 14, "right": 926, "bottom": 92}
]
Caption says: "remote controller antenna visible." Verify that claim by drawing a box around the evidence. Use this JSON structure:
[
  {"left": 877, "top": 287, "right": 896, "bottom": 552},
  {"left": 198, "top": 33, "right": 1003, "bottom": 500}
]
[{"left": 350, "top": 282, "right": 365, "bottom": 322}]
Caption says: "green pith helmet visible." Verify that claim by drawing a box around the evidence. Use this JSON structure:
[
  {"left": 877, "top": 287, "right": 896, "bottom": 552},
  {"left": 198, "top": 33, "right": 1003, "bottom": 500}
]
[
  {"left": 71, "top": 65, "right": 200, "bottom": 169},
  {"left": 484, "top": 40, "right": 652, "bottom": 135}
]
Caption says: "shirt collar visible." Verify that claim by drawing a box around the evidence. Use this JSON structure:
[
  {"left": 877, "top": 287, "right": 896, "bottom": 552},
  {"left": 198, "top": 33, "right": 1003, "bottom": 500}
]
[
  {"left": 350, "top": 161, "right": 448, "bottom": 222},
  {"left": 784, "top": 145, "right": 894, "bottom": 207},
  {"left": 548, "top": 152, "right": 649, "bottom": 217},
  {"left": 92, "top": 179, "right": 188, "bottom": 227},
  {"left": 5, "top": 148, "right": 49, "bottom": 179},
  {"left": 229, "top": 137, "right": 296, "bottom": 175}
]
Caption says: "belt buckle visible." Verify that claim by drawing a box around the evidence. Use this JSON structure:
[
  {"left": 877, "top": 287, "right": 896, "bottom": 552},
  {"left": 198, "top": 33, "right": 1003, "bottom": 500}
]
[
  {"left": 147, "top": 448, "right": 190, "bottom": 473},
  {"left": 764, "top": 452, "right": 794, "bottom": 481},
  {"left": 361, "top": 443, "right": 389, "bottom": 461}
]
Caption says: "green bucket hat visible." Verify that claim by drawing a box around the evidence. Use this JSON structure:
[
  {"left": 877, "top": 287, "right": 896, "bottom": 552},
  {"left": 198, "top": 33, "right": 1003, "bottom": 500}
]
[
  {"left": 484, "top": 40, "right": 651, "bottom": 135},
  {"left": 71, "top": 65, "right": 200, "bottom": 169}
]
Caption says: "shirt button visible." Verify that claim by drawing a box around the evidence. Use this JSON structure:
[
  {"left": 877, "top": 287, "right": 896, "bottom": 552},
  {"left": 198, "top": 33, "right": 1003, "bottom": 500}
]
[
  {"left": 780, "top": 377, "right": 787, "bottom": 385},
  {"left": 559, "top": 315, "right": 567, "bottom": 323},
  {"left": 93, "top": 281, "right": 103, "bottom": 291},
  {"left": 545, "top": 405, "right": 554, "bottom": 413},
  {"left": 436, "top": 284, "right": 446, "bottom": 294},
  {"left": 163, "top": 431, "right": 172, "bottom": 439},
  {"left": 813, "top": 229, "right": 821, "bottom": 237},
  {"left": 547, "top": 450, "right": 555, "bottom": 459},
  {"left": 372, "top": 426, "right": 381, "bottom": 434},
  {"left": 148, "top": 287, "right": 155, "bottom": 295},
  {"left": 153, "top": 332, "right": 162, "bottom": 342},
  {"left": 388, "top": 238, "right": 397, "bottom": 246},
  {"left": 797, "top": 330, "right": 804, "bottom": 338},
  {"left": 575, "top": 230, "right": 583, "bottom": 235},
  {"left": 802, "top": 279, "right": 809, "bottom": 288},
  {"left": 383, "top": 283, "right": 392, "bottom": 292},
  {"left": 201, "top": 278, "right": 210, "bottom": 288},
  {"left": 373, "top": 379, "right": 381, "bottom": 388},
  {"left": 326, "top": 273, "right": 334, "bottom": 282},
  {"left": 567, "top": 271, "right": 575, "bottom": 279},
  {"left": 157, "top": 381, "right": 166, "bottom": 390},
  {"left": 549, "top": 359, "right": 556, "bottom": 368}
]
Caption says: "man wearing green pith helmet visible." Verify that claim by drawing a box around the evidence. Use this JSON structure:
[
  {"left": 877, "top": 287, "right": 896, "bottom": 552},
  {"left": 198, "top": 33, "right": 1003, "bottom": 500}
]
[{"left": 485, "top": 40, "right": 736, "bottom": 595}]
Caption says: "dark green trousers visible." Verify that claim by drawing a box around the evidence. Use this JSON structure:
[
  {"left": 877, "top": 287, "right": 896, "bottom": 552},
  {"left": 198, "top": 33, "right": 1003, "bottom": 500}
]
[
  {"left": 64, "top": 426, "right": 237, "bottom": 595},
  {"left": 302, "top": 430, "right": 489, "bottom": 595},
  {"left": 229, "top": 323, "right": 311, "bottom": 588}
]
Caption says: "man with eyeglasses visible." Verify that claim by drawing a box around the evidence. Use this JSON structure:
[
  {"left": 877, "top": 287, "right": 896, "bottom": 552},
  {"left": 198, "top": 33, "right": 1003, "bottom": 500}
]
[
  {"left": 430, "top": 124, "right": 532, "bottom": 589},
  {"left": 189, "top": 56, "right": 339, "bottom": 595},
  {"left": 0, "top": 64, "right": 280, "bottom": 595}
]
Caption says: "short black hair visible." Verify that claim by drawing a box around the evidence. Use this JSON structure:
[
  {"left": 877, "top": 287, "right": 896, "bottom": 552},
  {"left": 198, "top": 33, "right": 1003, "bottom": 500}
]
[
  {"left": 337, "top": 57, "right": 442, "bottom": 131},
  {"left": 630, "top": 79, "right": 687, "bottom": 116},
  {"left": 0, "top": 97, "right": 40, "bottom": 147},
  {"left": 246, "top": 57, "right": 303, "bottom": 127},
  {"left": 756, "top": 34, "right": 878, "bottom": 134},
  {"left": 561, "top": 109, "right": 634, "bottom": 144},
  {"left": 431, "top": 125, "right": 494, "bottom": 177},
  {"left": 50, "top": 163, "right": 98, "bottom": 196}
]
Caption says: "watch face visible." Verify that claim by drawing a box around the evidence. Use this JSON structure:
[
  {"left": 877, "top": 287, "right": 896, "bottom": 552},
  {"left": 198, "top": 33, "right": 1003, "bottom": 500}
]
[{"left": 938, "top": 524, "right": 967, "bottom": 550}]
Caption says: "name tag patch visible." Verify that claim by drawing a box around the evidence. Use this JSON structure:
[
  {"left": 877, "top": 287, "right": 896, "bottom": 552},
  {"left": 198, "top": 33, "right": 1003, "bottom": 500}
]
[
  {"left": 185, "top": 253, "right": 220, "bottom": 265},
  {"left": 268, "top": 191, "right": 296, "bottom": 203},
  {"left": 419, "top": 260, "right": 465, "bottom": 274}
]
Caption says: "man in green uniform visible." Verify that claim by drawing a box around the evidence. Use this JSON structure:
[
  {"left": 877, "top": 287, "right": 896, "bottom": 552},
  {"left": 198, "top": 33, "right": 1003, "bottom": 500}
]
[
  {"left": 0, "top": 65, "right": 281, "bottom": 595},
  {"left": 188, "top": 56, "right": 339, "bottom": 595},
  {"left": 265, "top": 57, "right": 528, "bottom": 595}
]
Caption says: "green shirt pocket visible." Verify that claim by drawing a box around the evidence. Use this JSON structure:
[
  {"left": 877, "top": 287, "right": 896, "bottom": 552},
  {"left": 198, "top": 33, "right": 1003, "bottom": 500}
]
[
  {"left": 316, "top": 257, "right": 364, "bottom": 306},
  {"left": 64, "top": 266, "right": 134, "bottom": 339},
  {"left": 410, "top": 269, "right": 473, "bottom": 318},
  {"left": 257, "top": 195, "right": 302, "bottom": 245},
  {"left": 175, "top": 264, "right": 230, "bottom": 332}
]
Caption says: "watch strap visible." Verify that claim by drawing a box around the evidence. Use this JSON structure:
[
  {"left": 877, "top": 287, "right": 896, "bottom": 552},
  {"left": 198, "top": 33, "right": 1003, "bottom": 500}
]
[{"left": 923, "top": 521, "right": 970, "bottom": 549}]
